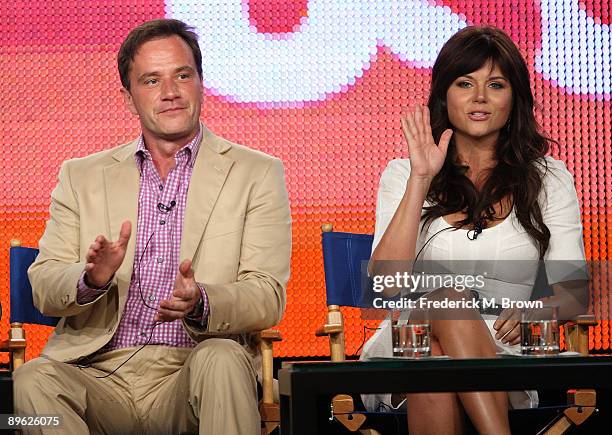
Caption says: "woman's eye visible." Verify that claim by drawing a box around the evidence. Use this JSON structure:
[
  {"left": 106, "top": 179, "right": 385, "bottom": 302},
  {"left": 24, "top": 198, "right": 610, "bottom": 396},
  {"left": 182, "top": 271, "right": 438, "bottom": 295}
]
[
  {"left": 457, "top": 81, "right": 472, "bottom": 88},
  {"left": 489, "top": 82, "right": 504, "bottom": 89}
]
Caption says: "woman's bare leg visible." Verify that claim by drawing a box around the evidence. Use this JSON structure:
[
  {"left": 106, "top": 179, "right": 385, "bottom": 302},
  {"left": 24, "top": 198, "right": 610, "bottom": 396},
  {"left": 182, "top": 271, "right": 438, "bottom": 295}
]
[
  {"left": 432, "top": 317, "right": 510, "bottom": 435},
  {"left": 406, "top": 288, "right": 510, "bottom": 435},
  {"left": 406, "top": 336, "right": 466, "bottom": 435}
]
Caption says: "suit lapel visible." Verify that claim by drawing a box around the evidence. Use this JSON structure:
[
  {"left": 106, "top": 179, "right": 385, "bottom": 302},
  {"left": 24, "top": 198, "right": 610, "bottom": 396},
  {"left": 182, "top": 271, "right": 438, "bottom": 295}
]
[
  {"left": 103, "top": 141, "right": 140, "bottom": 284},
  {"left": 180, "top": 127, "right": 234, "bottom": 263}
]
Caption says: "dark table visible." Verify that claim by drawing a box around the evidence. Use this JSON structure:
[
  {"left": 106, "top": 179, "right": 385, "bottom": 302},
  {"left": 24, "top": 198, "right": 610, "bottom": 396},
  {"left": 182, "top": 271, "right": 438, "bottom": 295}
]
[
  {"left": 279, "top": 355, "right": 612, "bottom": 434},
  {"left": 0, "top": 370, "right": 13, "bottom": 413}
]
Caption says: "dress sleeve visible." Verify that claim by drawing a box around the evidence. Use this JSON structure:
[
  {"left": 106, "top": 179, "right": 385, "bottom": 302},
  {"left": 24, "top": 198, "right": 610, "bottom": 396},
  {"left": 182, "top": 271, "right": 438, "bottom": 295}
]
[
  {"left": 372, "top": 159, "right": 412, "bottom": 253},
  {"left": 540, "top": 158, "right": 588, "bottom": 283}
]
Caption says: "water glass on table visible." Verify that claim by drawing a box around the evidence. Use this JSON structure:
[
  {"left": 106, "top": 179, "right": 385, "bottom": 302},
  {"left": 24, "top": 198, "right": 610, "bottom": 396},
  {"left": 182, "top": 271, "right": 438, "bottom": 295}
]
[
  {"left": 520, "top": 305, "right": 560, "bottom": 356},
  {"left": 391, "top": 309, "right": 431, "bottom": 358}
]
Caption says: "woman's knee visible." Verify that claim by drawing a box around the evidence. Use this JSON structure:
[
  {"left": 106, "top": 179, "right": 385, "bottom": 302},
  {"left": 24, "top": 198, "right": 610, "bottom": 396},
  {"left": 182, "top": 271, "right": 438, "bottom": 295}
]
[{"left": 430, "top": 336, "right": 444, "bottom": 356}]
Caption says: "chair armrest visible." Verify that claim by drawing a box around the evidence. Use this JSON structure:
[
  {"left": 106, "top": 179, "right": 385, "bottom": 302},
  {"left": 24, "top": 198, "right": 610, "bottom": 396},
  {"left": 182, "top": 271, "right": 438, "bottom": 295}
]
[
  {"left": 565, "top": 314, "right": 597, "bottom": 355},
  {"left": 256, "top": 329, "right": 282, "bottom": 342},
  {"left": 7, "top": 340, "right": 26, "bottom": 351},
  {"left": 315, "top": 324, "right": 344, "bottom": 336},
  {"left": 570, "top": 314, "right": 598, "bottom": 326},
  {"left": 1, "top": 323, "right": 27, "bottom": 370},
  {"left": 315, "top": 305, "right": 346, "bottom": 361}
]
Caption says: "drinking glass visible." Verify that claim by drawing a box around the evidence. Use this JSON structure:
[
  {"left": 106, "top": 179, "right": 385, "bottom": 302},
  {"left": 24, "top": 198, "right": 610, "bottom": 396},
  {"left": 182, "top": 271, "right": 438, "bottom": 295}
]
[
  {"left": 391, "top": 309, "right": 431, "bottom": 357},
  {"left": 520, "top": 305, "right": 560, "bottom": 356}
]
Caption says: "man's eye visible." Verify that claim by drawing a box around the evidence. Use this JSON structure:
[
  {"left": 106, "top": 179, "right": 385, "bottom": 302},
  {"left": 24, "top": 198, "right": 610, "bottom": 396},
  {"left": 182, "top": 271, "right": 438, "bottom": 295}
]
[
  {"left": 145, "top": 79, "right": 158, "bottom": 85},
  {"left": 178, "top": 73, "right": 191, "bottom": 80}
]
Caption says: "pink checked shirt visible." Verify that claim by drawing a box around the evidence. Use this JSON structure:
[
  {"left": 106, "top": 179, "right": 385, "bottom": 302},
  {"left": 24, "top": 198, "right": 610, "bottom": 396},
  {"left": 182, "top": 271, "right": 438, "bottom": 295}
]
[{"left": 77, "top": 128, "right": 209, "bottom": 351}]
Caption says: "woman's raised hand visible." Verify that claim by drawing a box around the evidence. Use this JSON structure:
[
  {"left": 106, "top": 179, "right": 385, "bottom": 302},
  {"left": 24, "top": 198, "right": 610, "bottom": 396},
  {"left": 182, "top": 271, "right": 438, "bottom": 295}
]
[{"left": 401, "top": 105, "right": 453, "bottom": 181}]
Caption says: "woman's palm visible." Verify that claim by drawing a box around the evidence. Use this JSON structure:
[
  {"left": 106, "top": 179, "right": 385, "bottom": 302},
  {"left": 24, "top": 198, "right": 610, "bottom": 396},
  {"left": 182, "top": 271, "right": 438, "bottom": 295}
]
[{"left": 401, "top": 105, "right": 452, "bottom": 179}]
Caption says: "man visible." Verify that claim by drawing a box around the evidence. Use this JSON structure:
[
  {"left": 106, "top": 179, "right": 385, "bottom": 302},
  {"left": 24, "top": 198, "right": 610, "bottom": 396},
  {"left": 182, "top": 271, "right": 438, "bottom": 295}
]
[{"left": 14, "top": 19, "right": 291, "bottom": 435}]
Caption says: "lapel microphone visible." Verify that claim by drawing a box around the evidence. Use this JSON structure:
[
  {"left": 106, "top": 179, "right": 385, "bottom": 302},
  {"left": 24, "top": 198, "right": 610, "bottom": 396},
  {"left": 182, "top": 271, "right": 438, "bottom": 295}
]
[
  {"left": 157, "top": 200, "right": 176, "bottom": 213},
  {"left": 467, "top": 218, "right": 485, "bottom": 241}
]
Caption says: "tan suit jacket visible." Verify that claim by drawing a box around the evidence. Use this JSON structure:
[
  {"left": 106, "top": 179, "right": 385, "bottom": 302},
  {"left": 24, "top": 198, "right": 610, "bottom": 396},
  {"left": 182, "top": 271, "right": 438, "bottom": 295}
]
[{"left": 28, "top": 124, "right": 291, "bottom": 363}]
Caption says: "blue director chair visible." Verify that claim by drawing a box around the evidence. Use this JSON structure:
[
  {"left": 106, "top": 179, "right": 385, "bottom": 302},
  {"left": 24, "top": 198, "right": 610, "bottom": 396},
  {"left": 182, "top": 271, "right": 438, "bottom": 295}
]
[
  {"left": 316, "top": 224, "right": 383, "bottom": 434},
  {"left": 316, "top": 224, "right": 598, "bottom": 435},
  {"left": 0, "top": 241, "right": 59, "bottom": 370},
  {"left": 317, "top": 224, "right": 374, "bottom": 361}
]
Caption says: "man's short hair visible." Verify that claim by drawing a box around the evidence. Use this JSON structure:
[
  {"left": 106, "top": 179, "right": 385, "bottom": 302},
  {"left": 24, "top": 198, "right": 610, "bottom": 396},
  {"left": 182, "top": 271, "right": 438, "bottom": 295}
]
[{"left": 118, "top": 19, "right": 203, "bottom": 91}]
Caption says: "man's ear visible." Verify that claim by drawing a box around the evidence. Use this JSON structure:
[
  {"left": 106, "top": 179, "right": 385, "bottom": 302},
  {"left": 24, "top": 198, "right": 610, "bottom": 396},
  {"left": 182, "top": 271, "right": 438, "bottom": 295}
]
[{"left": 120, "top": 87, "right": 139, "bottom": 116}]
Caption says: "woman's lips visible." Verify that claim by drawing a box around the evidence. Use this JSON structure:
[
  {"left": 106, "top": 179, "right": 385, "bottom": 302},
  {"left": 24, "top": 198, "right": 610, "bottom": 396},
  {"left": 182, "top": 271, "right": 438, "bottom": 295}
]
[{"left": 468, "top": 112, "right": 491, "bottom": 121}]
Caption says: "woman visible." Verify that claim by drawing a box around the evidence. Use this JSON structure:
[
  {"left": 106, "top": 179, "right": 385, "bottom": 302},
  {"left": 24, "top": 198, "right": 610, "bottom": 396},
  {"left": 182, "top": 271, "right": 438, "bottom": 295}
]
[{"left": 363, "top": 26, "right": 587, "bottom": 434}]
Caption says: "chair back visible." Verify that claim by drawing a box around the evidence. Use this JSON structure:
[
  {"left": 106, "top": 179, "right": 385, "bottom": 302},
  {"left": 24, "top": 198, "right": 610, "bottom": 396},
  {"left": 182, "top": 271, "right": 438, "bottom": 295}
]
[
  {"left": 322, "top": 230, "right": 374, "bottom": 308},
  {"left": 10, "top": 246, "right": 60, "bottom": 326}
]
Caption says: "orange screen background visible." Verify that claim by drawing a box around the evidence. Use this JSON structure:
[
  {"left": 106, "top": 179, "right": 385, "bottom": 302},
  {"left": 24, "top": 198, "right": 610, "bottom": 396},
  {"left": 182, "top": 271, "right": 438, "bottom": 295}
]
[{"left": 1, "top": 0, "right": 610, "bottom": 361}]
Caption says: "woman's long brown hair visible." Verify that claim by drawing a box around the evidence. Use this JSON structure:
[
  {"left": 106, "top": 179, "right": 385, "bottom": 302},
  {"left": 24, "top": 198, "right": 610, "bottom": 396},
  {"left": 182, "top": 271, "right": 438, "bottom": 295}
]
[{"left": 424, "top": 26, "right": 553, "bottom": 259}]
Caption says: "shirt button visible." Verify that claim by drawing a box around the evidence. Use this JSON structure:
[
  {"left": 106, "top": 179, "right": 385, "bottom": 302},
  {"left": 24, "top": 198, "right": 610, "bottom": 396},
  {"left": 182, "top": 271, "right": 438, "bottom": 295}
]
[
  {"left": 141, "top": 331, "right": 147, "bottom": 337},
  {"left": 148, "top": 294, "right": 155, "bottom": 301},
  {"left": 159, "top": 184, "right": 163, "bottom": 191},
  {"left": 160, "top": 220, "right": 166, "bottom": 225},
  {"left": 157, "top": 257, "right": 164, "bottom": 263}
]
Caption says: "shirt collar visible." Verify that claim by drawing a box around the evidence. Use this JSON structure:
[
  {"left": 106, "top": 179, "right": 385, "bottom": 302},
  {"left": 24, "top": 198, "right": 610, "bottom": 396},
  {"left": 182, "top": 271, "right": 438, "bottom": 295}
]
[{"left": 134, "top": 127, "right": 203, "bottom": 172}]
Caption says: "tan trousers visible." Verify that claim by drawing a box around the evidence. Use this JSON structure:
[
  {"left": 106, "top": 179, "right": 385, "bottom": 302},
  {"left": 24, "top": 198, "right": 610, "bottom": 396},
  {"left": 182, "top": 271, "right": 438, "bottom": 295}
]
[{"left": 13, "top": 338, "right": 260, "bottom": 435}]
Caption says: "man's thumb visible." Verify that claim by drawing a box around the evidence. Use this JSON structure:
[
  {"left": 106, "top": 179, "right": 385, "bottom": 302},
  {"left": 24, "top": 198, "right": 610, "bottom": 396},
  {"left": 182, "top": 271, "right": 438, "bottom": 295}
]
[{"left": 179, "top": 259, "right": 193, "bottom": 278}]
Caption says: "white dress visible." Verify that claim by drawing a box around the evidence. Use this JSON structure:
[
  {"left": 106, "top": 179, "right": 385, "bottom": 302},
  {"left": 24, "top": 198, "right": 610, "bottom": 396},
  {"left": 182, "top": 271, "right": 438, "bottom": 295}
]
[{"left": 361, "top": 156, "right": 587, "bottom": 411}]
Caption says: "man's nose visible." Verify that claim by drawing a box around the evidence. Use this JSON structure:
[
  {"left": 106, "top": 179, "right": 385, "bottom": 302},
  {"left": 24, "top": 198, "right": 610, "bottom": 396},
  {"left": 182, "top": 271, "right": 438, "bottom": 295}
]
[{"left": 161, "top": 79, "right": 180, "bottom": 99}]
